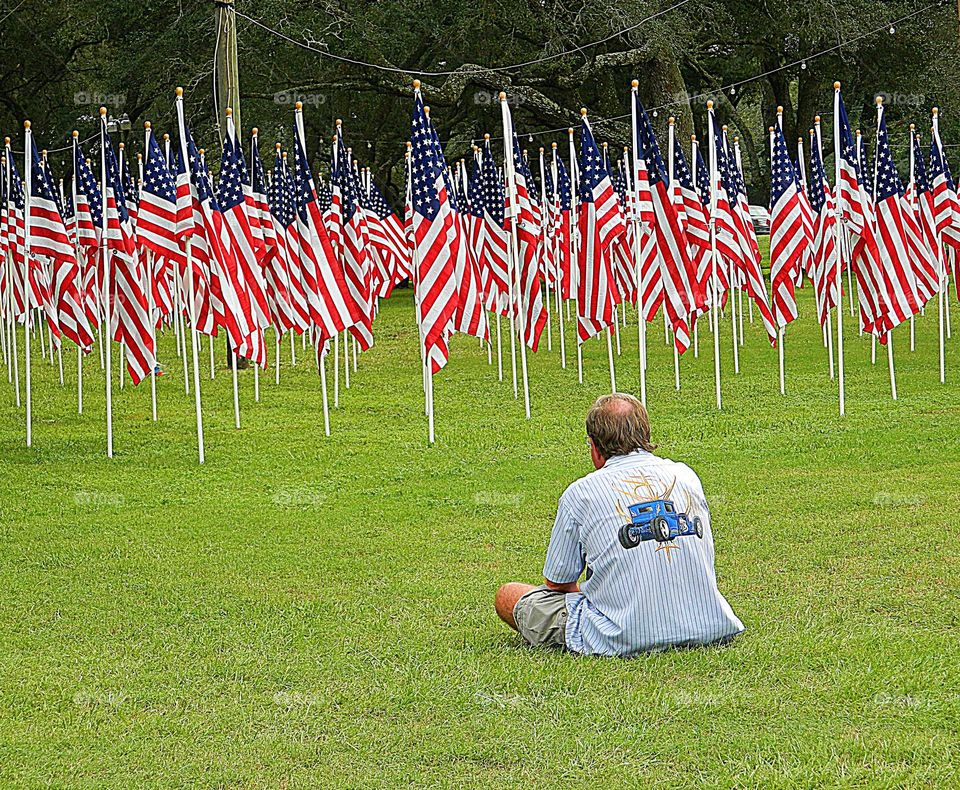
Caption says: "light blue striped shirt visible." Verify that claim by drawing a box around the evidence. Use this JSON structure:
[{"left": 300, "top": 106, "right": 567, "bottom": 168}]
[{"left": 543, "top": 450, "right": 744, "bottom": 656}]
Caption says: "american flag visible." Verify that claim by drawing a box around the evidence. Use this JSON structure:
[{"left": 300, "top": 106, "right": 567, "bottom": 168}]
[
  {"left": 928, "top": 130, "right": 960, "bottom": 253},
  {"left": 291, "top": 118, "right": 363, "bottom": 344},
  {"left": 409, "top": 88, "right": 458, "bottom": 372},
  {"left": 503, "top": 123, "right": 546, "bottom": 350},
  {"left": 610, "top": 162, "right": 639, "bottom": 307},
  {"left": 478, "top": 140, "right": 511, "bottom": 314},
  {"left": 40, "top": 148, "right": 94, "bottom": 352},
  {"left": 216, "top": 138, "right": 269, "bottom": 366},
  {"left": 24, "top": 141, "right": 64, "bottom": 343},
  {"left": 446, "top": 150, "right": 488, "bottom": 342},
  {"left": 633, "top": 94, "right": 702, "bottom": 352},
  {"left": 138, "top": 128, "right": 183, "bottom": 265},
  {"left": 549, "top": 151, "right": 573, "bottom": 301},
  {"left": 912, "top": 133, "right": 947, "bottom": 297},
  {"left": 463, "top": 157, "right": 492, "bottom": 308},
  {"left": 768, "top": 124, "right": 806, "bottom": 329},
  {"left": 27, "top": 140, "right": 73, "bottom": 266},
  {"left": 100, "top": 122, "right": 156, "bottom": 383},
  {"left": 332, "top": 136, "right": 374, "bottom": 351},
  {"left": 873, "top": 106, "right": 922, "bottom": 327},
  {"left": 806, "top": 128, "right": 839, "bottom": 326},
  {"left": 576, "top": 114, "right": 626, "bottom": 342},
  {"left": 266, "top": 148, "right": 307, "bottom": 333},
  {"left": 217, "top": 121, "right": 272, "bottom": 358},
  {"left": 72, "top": 141, "right": 102, "bottom": 325},
  {"left": 672, "top": 139, "right": 712, "bottom": 315},
  {"left": 899, "top": 132, "right": 940, "bottom": 306},
  {"left": 186, "top": 137, "right": 258, "bottom": 361},
  {"left": 835, "top": 91, "right": 891, "bottom": 337},
  {"left": 712, "top": 119, "right": 777, "bottom": 344},
  {"left": 366, "top": 181, "right": 409, "bottom": 297}
]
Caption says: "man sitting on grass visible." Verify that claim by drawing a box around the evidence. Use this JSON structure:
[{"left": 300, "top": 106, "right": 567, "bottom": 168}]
[{"left": 495, "top": 393, "right": 744, "bottom": 657}]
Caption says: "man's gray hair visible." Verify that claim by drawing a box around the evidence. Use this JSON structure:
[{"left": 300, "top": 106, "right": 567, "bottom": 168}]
[{"left": 586, "top": 393, "right": 656, "bottom": 458}]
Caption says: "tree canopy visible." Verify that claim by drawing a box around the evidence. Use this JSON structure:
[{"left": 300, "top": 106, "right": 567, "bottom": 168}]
[{"left": 2, "top": 0, "right": 958, "bottom": 204}]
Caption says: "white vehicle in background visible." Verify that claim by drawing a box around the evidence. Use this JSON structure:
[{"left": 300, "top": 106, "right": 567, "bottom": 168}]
[{"left": 749, "top": 204, "right": 770, "bottom": 235}]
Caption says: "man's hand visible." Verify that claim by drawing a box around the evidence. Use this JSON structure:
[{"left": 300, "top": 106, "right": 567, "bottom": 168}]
[{"left": 544, "top": 578, "right": 580, "bottom": 594}]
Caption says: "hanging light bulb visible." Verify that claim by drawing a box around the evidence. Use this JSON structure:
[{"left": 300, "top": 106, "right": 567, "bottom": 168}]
[
  {"left": 889, "top": 25, "right": 896, "bottom": 34},
  {"left": 800, "top": 61, "right": 807, "bottom": 70},
  {"left": 652, "top": 110, "right": 658, "bottom": 117},
  {"left": 528, "top": 134, "right": 533, "bottom": 143},
  {"left": 730, "top": 85, "right": 737, "bottom": 95}
]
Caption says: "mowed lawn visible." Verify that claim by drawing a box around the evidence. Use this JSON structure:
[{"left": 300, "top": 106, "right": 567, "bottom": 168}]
[{"left": 1, "top": 277, "right": 959, "bottom": 788}]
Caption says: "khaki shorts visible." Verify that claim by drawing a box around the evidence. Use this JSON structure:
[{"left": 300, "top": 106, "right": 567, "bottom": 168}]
[{"left": 513, "top": 586, "right": 568, "bottom": 650}]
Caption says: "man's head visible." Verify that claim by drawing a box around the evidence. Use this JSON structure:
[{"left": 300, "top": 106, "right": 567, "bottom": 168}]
[{"left": 585, "top": 393, "right": 655, "bottom": 468}]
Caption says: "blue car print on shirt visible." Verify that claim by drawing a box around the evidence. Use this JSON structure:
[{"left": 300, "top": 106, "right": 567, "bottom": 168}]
[{"left": 618, "top": 499, "right": 704, "bottom": 549}]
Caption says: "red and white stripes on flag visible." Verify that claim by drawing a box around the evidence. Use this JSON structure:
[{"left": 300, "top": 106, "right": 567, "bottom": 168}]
[
  {"left": 576, "top": 114, "right": 627, "bottom": 342},
  {"left": 768, "top": 124, "right": 806, "bottom": 329},
  {"left": 409, "top": 89, "right": 458, "bottom": 372},
  {"left": 101, "top": 120, "right": 156, "bottom": 383}
]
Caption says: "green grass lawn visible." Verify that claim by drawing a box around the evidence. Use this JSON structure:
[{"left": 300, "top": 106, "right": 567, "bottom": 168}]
[{"left": 1, "top": 282, "right": 959, "bottom": 788}]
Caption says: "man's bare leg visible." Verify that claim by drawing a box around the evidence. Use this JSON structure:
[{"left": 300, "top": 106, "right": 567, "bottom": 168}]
[{"left": 495, "top": 583, "right": 538, "bottom": 630}]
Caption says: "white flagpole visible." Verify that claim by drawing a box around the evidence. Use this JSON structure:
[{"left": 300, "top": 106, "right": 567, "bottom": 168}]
[
  {"left": 812, "top": 119, "right": 835, "bottom": 380},
  {"left": 932, "top": 109, "right": 947, "bottom": 383},
  {"left": 500, "top": 92, "right": 531, "bottom": 417},
  {"left": 68, "top": 131, "right": 85, "bottom": 413},
  {"left": 667, "top": 116, "right": 681, "bottom": 392},
  {"left": 568, "top": 127, "right": 583, "bottom": 383},
  {"left": 537, "top": 147, "right": 553, "bottom": 353},
  {"left": 832, "top": 83, "right": 846, "bottom": 416},
  {"left": 138, "top": 131, "right": 158, "bottom": 423},
  {"left": 410, "top": 83, "right": 435, "bottom": 442},
  {"left": 874, "top": 97, "right": 897, "bottom": 400},
  {"left": 691, "top": 134, "right": 702, "bottom": 358},
  {"left": 726, "top": 129, "right": 740, "bottom": 372},
  {"left": 116, "top": 143, "right": 129, "bottom": 391},
  {"left": 22, "top": 121, "right": 34, "bottom": 446},
  {"left": 175, "top": 88, "right": 205, "bottom": 462},
  {"left": 551, "top": 143, "right": 567, "bottom": 369},
  {"left": 908, "top": 123, "right": 918, "bottom": 353},
  {"left": 603, "top": 142, "right": 622, "bottom": 362},
  {"left": 629, "top": 82, "right": 648, "bottom": 404},
  {"left": 706, "top": 102, "right": 723, "bottom": 409},
  {"left": 97, "top": 109, "right": 116, "bottom": 455},
  {"left": 771, "top": 118, "right": 785, "bottom": 396}
]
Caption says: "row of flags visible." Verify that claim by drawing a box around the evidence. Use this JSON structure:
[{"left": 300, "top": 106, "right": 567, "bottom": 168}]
[
  {"left": 3, "top": 81, "right": 959, "bottom": 455},
  {"left": 769, "top": 92, "right": 959, "bottom": 347}
]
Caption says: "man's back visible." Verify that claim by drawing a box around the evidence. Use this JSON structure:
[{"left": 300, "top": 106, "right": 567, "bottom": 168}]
[{"left": 544, "top": 449, "right": 744, "bottom": 656}]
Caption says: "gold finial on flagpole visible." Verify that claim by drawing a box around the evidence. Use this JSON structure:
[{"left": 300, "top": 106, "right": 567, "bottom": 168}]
[
  {"left": 706, "top": 100, "right": 714, "bottom": 110},
  {"left": 252, "top": 127, "right": 258, "bottom": 136},
  {"left": 99, "top": 106, "right": 107, "bottom": 117},
  {"left": 834, "top": 81, "right": 841, "bottom": 90},
  {"left": 72, "top": 130, "right": 79, "bottom": 139},
  {"left": 226, "top": 107, "right": 233, "bottom": 117},
  {"left": 412, "top": 79, "right": 421, "bottom": 90},
  {"left": 631, "top": 79, "right": 639, "bottom": 88},
  {"left": 176, "top": 87, "right": 183, "bottom": 97},
  {"left": 144, "top": 121, "right": 151, "bottom": 130},
  {"left": 668, "top": 116, "right": 675, "bottom": 126},
  {"left": 580, "top": 108, "right": 588, "bottom": 116}
]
